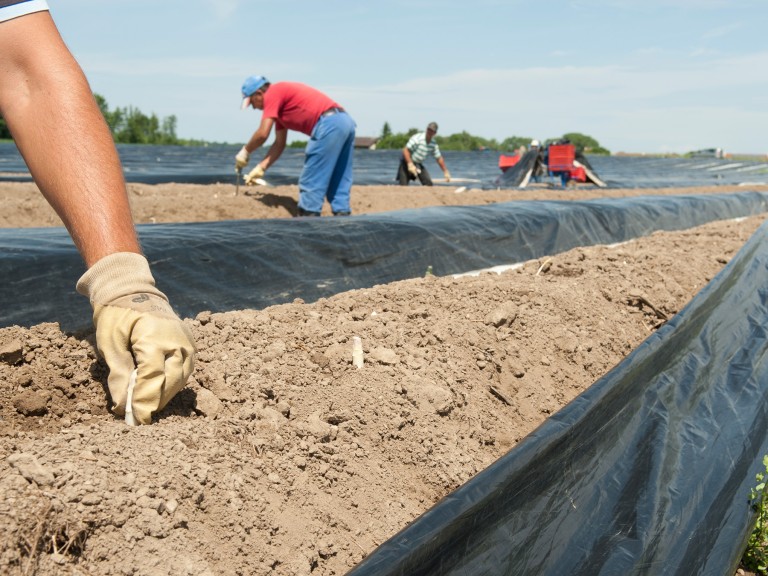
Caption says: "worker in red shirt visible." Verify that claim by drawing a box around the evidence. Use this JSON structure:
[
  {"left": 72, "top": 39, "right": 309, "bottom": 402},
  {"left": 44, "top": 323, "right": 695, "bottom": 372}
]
[{"left": 235, "top": 76, "right": 356, "bottom": 217}]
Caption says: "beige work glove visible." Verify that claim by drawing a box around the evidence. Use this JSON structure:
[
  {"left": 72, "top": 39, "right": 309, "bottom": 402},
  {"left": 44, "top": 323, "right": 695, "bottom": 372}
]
[
  {"left": 407, "top": 162, "right": 420, "bottom": 177},
  {"left": 244, "top": 164, "right": 266, "bottom": 185},
  {"left": 443, "top": 169, "right": 451, "bottom": 182},
  {"left": 77, "top": 252, "right": 196, "bottom": 425},
  {"left": 235, "top": 146, "right": 250, "bottom": 170}
]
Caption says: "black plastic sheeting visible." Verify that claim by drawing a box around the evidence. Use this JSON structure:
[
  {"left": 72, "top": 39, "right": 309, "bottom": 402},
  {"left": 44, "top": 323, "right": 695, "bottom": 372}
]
[
  {"left": 2, "top": 142, "right": 767, "bottom": 188},
  {"left": 346, "top": 217, "right": 768, "bottom": 576},
  {"left": 494, "top": 149, "right": 541, "bottom": 188},
  {"left": 1, "top": 192, "right": 768, "bottom": 334}
]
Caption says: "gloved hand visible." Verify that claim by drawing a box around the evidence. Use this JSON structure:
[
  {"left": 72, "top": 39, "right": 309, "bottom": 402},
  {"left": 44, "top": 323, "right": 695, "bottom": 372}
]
[
  {"left": 443, "top": 169, "right": 452, "bottom": 182},
  {"left": 244, "top": 164, "right": 266, "bottom": 185},
  {"left": 407, "top": 162, "right": 420, "bottom": 177},
  {"left": 235, "top": 146, "right": 250, "bottom": 170},
  {"left": 77, "top": 252, "right": 196, "bottom": 425}
]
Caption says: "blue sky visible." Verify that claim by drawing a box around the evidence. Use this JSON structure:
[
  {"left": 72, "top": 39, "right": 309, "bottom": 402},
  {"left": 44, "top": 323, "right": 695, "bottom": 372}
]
[{"left": 50, "top": 0, "right": 767, "bottom": 155}]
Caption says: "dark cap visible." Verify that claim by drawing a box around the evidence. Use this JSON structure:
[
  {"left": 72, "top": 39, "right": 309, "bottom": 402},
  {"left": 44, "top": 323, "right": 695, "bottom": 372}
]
[{"left": 427, "top": 122, "right": 438, "bottom": 133}]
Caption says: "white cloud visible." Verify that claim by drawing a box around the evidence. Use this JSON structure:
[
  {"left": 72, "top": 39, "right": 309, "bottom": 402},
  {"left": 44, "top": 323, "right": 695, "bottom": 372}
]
[
  {"left": 330, "top": 51, "right": 768, "bottom": 153},
  {"left": 701, "top": 21, "right": 742, "bottom": 40},
  {"left": 75, "top": 35, "right": 768, "bottom": 153},
  {"left": 202, "top": 0, "right": 241, "bottom": 21}
]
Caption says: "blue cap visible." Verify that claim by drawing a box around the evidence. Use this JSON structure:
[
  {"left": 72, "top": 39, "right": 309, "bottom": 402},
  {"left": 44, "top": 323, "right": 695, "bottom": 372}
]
[{"left": 241, "top": 75, "right": 268, "bottom": 109}]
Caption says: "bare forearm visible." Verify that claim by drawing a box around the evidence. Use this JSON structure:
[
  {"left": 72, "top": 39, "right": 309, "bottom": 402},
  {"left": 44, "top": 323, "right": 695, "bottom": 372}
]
[
  {"left": 0, "top": 13, "right": 139, "bottom": 267},
  {"left": 260, "top": 140, "right": 286, "bottom": 169},
  {"left": 245, "top": 132, "right": 268, "bottom": 153},
  {"left": 244, "top": 116, "right": 273, "bottom": 153},
  {"left": 249, "top": 126, "right": 285, "bottom": 170}
]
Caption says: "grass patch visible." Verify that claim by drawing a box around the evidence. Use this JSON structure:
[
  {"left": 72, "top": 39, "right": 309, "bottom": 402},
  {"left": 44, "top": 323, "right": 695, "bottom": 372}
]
[{"left": 743, "top": 455, "right": 768, "bottom": 574}]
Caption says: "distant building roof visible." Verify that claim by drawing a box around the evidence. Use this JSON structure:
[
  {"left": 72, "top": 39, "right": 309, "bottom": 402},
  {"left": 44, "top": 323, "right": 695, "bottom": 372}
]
[{"left": 354, "top": 137, "right": 379, "bottom": 150}]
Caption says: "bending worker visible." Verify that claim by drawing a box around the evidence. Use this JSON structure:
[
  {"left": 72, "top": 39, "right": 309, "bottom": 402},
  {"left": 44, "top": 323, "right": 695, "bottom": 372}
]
[
  {"left": 397, "top": 121, "right": 451, "bottom": 186},
  {"left": 235, "top": 76, "right": 356, "bottom": 217},
  {"left": 0, "top": 2, "right": 195, "bottom": 424}
]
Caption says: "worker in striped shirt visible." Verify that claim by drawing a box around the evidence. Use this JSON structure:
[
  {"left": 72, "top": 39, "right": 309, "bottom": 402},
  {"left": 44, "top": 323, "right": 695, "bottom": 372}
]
[{"left": 396, "top": 122, "right": 452, "bottom": 186}]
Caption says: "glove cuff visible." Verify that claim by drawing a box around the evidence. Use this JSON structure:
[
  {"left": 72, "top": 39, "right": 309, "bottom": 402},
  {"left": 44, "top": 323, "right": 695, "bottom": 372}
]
[{"left": 76, "top": 252, "right": 168, "bottom": 306}]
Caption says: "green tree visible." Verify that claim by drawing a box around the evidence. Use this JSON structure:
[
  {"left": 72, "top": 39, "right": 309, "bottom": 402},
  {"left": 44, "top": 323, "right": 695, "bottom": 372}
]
[
  {"left": 381, "top": 121, "right": 392, "bottom": 139},
  {"left": 435, "top": 130, "right": 498, "bottom": 151},
  {"left": 0, "top": 116, "right": 11, "bottom": 139},
  {"left": 376, "top": 127, "right": 418, "bottom": 150},
  {"left": 94, "top": 93, "right": 124, "bottom": 135},
  {"left": 561, "top": 132, "right": 610, "bottom": 155},
  {"left": 376, "top": 124, "right": 539, "bottom": 153},
  {"left": 95, "top": 93, "right": 182, "bottom": 145},
  {"left": 160, "top": 115, "right": 178, "bottom": 144},
  {"left": 113, "top": 107, "right": 156, "bottom": 144},
  {"left": 500, "top": 136, "right": 534, "bottom": 152},
  {"left": 2, "top": 94, "right": 205, "bottom": 145}
]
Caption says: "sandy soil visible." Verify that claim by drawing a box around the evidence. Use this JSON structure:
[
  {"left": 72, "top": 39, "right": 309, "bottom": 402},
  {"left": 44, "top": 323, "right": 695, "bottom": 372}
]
[
  {"left": 2, "top": 180, "right": 766, "bottom": 225},
  {"left": 1, "top": 180, "right": 766, "bottom": 575}
]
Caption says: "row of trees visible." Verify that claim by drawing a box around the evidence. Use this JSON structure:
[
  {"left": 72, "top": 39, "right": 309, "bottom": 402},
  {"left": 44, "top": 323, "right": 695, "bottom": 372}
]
[
  {"left": 375, "top": 122, "right": 611, "bottom": 155},
  {"left": 1, "top": 103, "right": 609, "bottom": 154},
  {"left": 0, "top": 94, "right": 199, "bottom": 145},
  {"left": 94, "top": 94, "right": 194, "bottom": 145}
]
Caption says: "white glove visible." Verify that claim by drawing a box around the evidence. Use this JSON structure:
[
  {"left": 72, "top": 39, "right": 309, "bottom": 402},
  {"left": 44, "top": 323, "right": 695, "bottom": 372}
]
[
  {"left": 76, "top": 253, "right": 196, "bottom": 425},
  {"left": 235, "top": 146, "right": 250, "bottom": 170},
  {"left": 443, "top": 169, "right": 452, "bottom": 182},
  {"left": 407, "top": 162, "right": 420, "bottom": 177},
  {"left": 244, "top": 164, "right": 266, "bottom": 185}
]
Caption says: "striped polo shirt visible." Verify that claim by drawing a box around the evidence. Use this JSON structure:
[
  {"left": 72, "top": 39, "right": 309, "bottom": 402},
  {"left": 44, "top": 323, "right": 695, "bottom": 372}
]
[
  {"left": 405, "top": 132, "right": 442, "bottom": 164},
  {"left": 0, "top": 0, "right": 48, "bottom": 22}
]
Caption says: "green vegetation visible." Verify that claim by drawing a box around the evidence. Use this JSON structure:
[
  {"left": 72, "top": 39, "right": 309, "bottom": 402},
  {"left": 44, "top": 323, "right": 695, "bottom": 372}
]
[
  {"left": 560, "top": 132, "right": 610, "bottom": 155},
  {"left": 0, "top": 95, "right": 205, "bottom": 145},
  {"left": 0, "top": 117, "right": 10, "bottom": 140},
  {"left": 95, "top": 94, "right": 207, "bottom": 145},
  {"left": 375, "top": 123, "right": 611, "bottom": 155},
  {"left": 376, "top": 124, "right": 418, "bottom": 150},
  {"left": 2, "top": 107, "right": 612, "bottom": 153},
  {"left": 743, "top": 455, "right": 768, "bottom": 574}
]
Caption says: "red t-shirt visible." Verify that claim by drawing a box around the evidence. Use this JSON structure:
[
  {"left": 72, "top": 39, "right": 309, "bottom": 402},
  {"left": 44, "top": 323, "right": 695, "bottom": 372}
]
[{"left": 262, "top": 82, "right": 340, "bottom": 136}]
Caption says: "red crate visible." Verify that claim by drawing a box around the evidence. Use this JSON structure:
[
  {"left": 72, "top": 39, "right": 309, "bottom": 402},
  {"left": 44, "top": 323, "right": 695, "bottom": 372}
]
[
  {"left": 498, "top": 154, "right": 521, "bottom": 172},
  {"left": 548, "top": 144, "right": 575, "bottom": 172},
  {"left": 570, "top": 166, "right": 586, "bottom": 182}
]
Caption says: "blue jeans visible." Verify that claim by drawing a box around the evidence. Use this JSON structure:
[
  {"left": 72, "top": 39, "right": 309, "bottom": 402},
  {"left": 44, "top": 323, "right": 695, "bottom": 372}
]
[{"left": 298, "top": 111, "right": 356, "bottom": 214}]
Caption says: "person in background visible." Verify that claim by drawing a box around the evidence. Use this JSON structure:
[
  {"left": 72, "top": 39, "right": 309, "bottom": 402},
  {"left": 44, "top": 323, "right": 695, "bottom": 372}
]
[
  {"left": 396, "top": 122, "right": 451, "bottom": 186},
  {"left": 235, "top": 76, "right": 356, "bottom": 217},
  {"left": 529, "top": 139, "right": 545, "bottom": 183},
  {"left": 0, "top": 2, "right": 195, "bottom": 424}
]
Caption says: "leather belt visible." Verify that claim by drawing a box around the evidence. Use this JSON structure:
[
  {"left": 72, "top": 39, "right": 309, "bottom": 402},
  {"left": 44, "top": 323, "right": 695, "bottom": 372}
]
[{"left": 320, "top": 107, "right": 345, "bottom": 118}]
